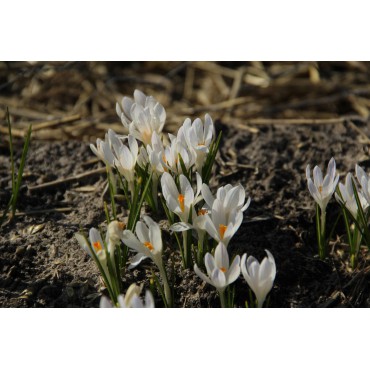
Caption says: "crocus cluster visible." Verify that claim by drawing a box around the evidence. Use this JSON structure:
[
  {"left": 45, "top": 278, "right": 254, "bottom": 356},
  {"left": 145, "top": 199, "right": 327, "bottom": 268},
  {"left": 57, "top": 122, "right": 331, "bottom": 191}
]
[
  {"left": 194, "top": 243, "right": 276, "bottom": 308},
  {"left": 306, "top": 158, "right": 370, "bottom": 267},
  {"left": 75, "top": 89, "right": 278, "bottom": 308}
]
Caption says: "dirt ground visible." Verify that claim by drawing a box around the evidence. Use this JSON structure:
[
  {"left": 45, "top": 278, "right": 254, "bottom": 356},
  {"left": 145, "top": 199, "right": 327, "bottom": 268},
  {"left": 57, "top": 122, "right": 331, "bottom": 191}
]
[{"left": 1, "top": 62, "right": 370, "bottom": 307}]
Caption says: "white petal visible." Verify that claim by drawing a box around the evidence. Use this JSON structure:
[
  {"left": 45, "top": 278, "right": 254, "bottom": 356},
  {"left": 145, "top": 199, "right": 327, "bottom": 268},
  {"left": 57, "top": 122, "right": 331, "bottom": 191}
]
[
  {"left": 100, "top": 296, "right": 113, "bottom": 308},
  {"left": 122, "top": 230, "right": 145, "bottom": 254},
  {"left": 201, "top": 184, "right": 215, "bottom": 208},
  {"left": 128, "top": 253, "right": 147, "bottom": 269},
  {"left": 204, "top": 253, "right": 216, "bottom": 277},
  {"left": 211, "top": 269, "right": 227, "bottom": 289},
  {"left": 135, "top": 221, "right": 150, "bottom": 244},
  {"left": 194, "top": 264, "right": 213, "bottom": 286},
  {"left": 226, "top": 255, "right": 241, "bottom": 284},
  {"left": 169, "top": 222, "right": 193, "bottom": 232},
  {"left": 214, "top": 242, "right": 229, "bottom": 269}
]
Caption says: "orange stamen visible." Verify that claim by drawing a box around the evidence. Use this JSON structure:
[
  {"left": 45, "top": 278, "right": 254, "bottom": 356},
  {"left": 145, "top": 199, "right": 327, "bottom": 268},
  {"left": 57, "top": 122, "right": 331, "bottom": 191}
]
[
  {"left": 219, "top": 224, "right": 227, "bottom": 239},
  {"left": 318, "top": 185, "right": 323, "bottom": 193},
  {"left": 162, "top": 155, "right": 168, "bottom": 172},
  {"left": 93, "top": 241, "right": 102, "bottom": 252},
  {"left": 144, "top": 241, "right": 154, "bottom": 251},
  {"left": 178, "top": 194, "right": 185, "bottom": 212},
  {"left": 118, "top": 222, "right": 125, "bottom": 230},
  {"left": 198, "top": 209, "right": 208, "bottom": 216},
  {"left": 220, "top": 267, "right": 227, "bottom": 273}
]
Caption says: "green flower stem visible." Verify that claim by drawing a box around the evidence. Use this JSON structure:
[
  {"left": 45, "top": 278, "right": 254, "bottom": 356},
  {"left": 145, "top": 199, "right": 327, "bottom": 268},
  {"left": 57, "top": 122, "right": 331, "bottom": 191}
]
[
  {"left": 218, "top": 289, "right": 226, "bottom": 308},
  {"left": 350, "top": 224, "right": 362, "bottom": 268},
  {"left": 316, "top": 205, "right": 327, "bottom": 259},
  {"left": 159, "top": 264, "right": 172, "bottom": 307}
]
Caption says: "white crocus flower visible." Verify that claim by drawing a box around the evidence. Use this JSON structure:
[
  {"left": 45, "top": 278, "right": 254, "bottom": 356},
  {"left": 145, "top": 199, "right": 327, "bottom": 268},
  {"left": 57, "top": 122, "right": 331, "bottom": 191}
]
[
  {"left": 194, "top": 242, "right": 240, "bottom": 307},
  {"left": 138, "top": 132, "right": 166, "bottom": 178},
  {"left": 241, "top": 250, "right": 276, "bottom": 308},
  {"left": 355, "top": 164, "right": 370, "bottom": 206},
  {"left": 90, "top": 132, "right": 115, "bottom": 167},
  {"left": 161, "top": 172, "right": 201, "bottom": 223},
  {"left": 121, "top": 216, "right": 163, "bottom": 269},
  {"left": 201, "top": 183, "right": 251, "bottom": 215},
  {"left": 306, "top": 157, "right": 339, "bottom": 212},
  {"left": 100, "top": 284, "right": 155, "bottom": 308},
  {"left": 116, "top": 89, "right": 166, "bottom": 146},
  {"left": 75, "top": 228, "right": 111, "bottom": 285},
  {"left": 114, "top": 134, "right": 139, "bottom": 196},
  {"left": 203, "top": 199, "right": 243, "bottom": 247},
  {"left": 106, "top": 220, "right": 125, "bottom": 264},
  {"left": 161, "top": 133, "right": 196, "bottom": 175},
  {"left": 180, "top": 114, "right": 214, "bottom": 172},
  {"left": 121, "top": 216, "right": 172, "bottom": 306},
  {"left": 335, "top": 173, "right": 368, "bottom": 219}
]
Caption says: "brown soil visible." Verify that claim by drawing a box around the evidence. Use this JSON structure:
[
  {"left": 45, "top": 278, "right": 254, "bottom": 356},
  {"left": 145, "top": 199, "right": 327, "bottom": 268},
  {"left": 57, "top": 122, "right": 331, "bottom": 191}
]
[{"left": 1, "top": 62, "right": 370, "bottom": 307}]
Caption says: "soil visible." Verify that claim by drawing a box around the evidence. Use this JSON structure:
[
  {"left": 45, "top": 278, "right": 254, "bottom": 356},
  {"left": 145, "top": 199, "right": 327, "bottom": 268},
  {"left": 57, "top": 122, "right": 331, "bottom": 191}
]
[{"left": 1, "top": 62, "right": 370, "bottom": 307}]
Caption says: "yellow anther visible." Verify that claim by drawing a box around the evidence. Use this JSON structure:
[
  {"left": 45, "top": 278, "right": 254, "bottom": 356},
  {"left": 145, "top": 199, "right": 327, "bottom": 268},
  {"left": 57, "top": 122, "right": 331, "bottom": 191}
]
[
  {"left": 219, "top": 224, "right": 227, "bottom": 239},
  {"left": 318, "top": 185, "right": 323, "bottom": 193},
  {"left": 178, "top": 194, "right": 185, "bottom": 212},
  {"left": 220, "top": 267, "right": 227, "bottom": 273},
  {"left": 144, "top": 241, "right": 154, "bottom": 251}
]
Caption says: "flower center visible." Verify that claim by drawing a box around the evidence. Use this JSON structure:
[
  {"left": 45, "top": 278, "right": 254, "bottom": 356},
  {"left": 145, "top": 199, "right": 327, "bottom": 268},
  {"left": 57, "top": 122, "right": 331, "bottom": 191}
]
[
  {"left": 178, "top": 194, "right": 185, "bottom": 212},
  {"left": 141, "top": 129, "right": 152, "bottom": 145},
  {"left": 198, "top": 209, "right": 208, "bottom": 216},
  {"left": 318, "top": 185, "right": 323, "bottom": 193},
  {"left": 219, "top": 224, "right": 227, "bottom": 239},
  {"left": 144, "top": 241, "right": 154, "bottom": 251},
  {"left": 93, "top": 241, "right": 102, "bottom": 252},
  {"left": 220, "top": 267, "right": 227, "bottom": 273}
]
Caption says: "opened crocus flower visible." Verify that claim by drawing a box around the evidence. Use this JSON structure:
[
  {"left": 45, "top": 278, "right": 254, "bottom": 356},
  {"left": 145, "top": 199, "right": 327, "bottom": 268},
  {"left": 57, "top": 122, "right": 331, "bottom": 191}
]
[
  {"left": 121, "top": 216, "right": 172, "bottom": 306},
  {"left": 100, "top": 283, "right": 155, "bottom": 308},
  {"left": 75, "top": 227, "right": 116, "bottom": 298},
  {"left": 203, "top": 199, "right": 243, "bottom": 247},
  {"left": 241, "top": 250, "right": 276, "bottom": 308},
  {"left": 335, "top": 173, "right": 368, "bottom": 219},
  {"left": 306, "top": 157, "right": 339, "bottom": 212},
  {"left": 116, "top": 89, "right": 166, "bottom": 146},
  {"left": 194, "top": 242, "right": 240, "bottom": 307},
  {"left": 202, "top": 183, "right": 251, "bottom": 215},
  {"left": 161, "top": 172, "right": 201, "bottom": 223}
]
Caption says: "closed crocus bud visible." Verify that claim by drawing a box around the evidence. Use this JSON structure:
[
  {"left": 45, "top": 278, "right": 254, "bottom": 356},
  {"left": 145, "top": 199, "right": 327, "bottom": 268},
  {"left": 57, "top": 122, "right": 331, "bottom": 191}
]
[
  {"left": 355, "top": 164, "right": 370, "bottom": 206},
  {"left": 107, "top": 221, "right": 125, "bottom": 245},
  {"left": 241, "top": 250, "right": 276, "bottom": 308}
]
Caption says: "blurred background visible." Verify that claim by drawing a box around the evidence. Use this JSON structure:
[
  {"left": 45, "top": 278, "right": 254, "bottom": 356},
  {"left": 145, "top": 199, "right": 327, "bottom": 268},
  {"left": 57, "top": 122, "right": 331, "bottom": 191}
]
[{"left": 1, "top": 61, "right": 370, "bottom": 141}]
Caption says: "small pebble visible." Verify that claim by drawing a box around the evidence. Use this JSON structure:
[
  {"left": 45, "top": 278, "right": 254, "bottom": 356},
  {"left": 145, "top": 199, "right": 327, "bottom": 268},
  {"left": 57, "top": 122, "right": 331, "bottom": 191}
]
[{"left": 15, "top": 246, "right": 26, "bottom": 256}]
